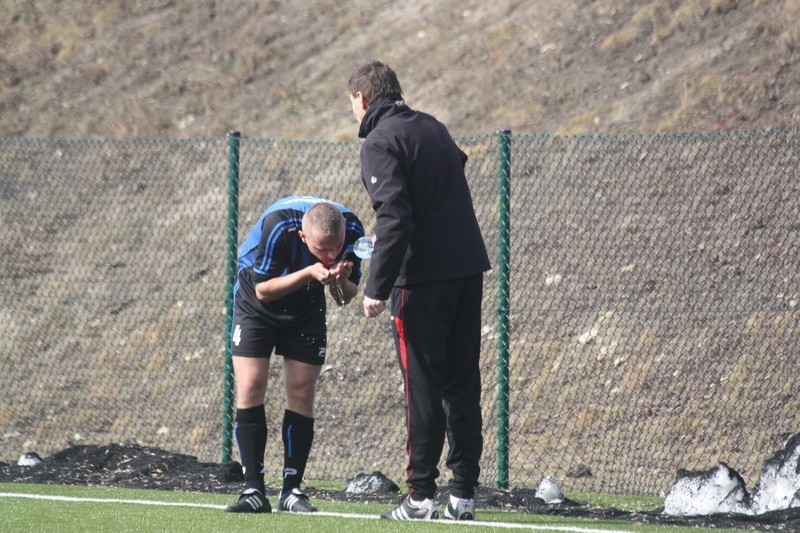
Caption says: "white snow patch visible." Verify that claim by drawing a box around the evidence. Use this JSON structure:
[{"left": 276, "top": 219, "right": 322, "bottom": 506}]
[{"left": 664, "top": 433, "right": 800, "bottom": 516}]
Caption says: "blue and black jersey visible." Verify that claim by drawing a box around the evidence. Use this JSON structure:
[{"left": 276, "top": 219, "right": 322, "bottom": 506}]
[{"left": 234, "top": 196, "right": 364, "bottom": 324}]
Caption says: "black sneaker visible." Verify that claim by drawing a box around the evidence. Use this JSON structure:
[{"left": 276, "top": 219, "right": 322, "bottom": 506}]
[
  {"left": 444, "top": 496, "right": 475, "bottom": 520},
  {"left": 380, "top": 495, "right": 439, "bottom": 520},
  {"left": 225, "top": 488, "right": 271, "bottom": 513},
  {"left": 278, "top": 487, "right": 318, "bottom": 513}
]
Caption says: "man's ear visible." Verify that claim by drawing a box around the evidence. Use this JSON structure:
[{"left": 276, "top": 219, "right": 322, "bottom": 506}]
[
  {"left": 356, "top": 92, "right": 368, "bottom": 111},
  {"left": 297, "top": 230, "right": 307, "bottom": 243}
]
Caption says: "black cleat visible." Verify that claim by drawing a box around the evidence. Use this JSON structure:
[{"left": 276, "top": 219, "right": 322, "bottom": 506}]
[
  {"left": 278, "top": 487, "right": 318, "bottom": 513},
  {"left": 225, "top": 488, "right": 271, "bottom": 513}
]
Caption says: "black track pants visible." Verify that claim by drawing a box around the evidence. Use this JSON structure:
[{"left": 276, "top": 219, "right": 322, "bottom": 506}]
[{"left": 390, "top": 273, "right": 484, "bottom": 500}]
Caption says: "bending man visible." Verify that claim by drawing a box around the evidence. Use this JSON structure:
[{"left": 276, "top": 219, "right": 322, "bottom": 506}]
[{"left": 226, "top": 196, "right": 364, "bottom": 514}]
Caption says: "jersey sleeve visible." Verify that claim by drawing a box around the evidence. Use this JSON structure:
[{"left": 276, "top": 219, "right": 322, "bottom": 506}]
[{"left": 251, "top": 212, "right": 292, "bottom": 280}]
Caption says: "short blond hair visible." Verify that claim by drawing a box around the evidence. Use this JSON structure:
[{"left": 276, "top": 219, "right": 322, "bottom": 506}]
[{"left": 302, "top": 201, "right": 345, "bottom": 238}]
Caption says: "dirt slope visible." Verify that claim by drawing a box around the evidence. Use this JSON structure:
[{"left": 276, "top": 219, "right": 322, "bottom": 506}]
[{"left": 2, "top": 0, "right": 799, "bottom": 141}]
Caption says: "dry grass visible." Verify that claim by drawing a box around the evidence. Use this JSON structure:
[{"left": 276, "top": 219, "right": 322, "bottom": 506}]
[
  {"left": 601, "top": 0, "right": 672, "bottom": 51},
  {"left": 709, "top": 0, "right": 737, "bottom": 14},
  {"left": 779, "top": 0, "right": 800, "bottom": 52},
  {"left": 656, "top": 1, "right": 709, "bottom": 43},
  {"left": 556, "top": 111, "right": 600, "bottom": 136},
  {"left": 3, "top": 0, "right": 798, "bottom": 141}
]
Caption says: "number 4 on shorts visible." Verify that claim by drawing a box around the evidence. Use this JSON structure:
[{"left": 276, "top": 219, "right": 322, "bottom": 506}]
[{"left": 233, "top": 324, "right": 242, "bottom": 346}]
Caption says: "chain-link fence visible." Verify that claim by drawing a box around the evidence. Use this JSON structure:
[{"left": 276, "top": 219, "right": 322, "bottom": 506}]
[
  {"left": 1, "top": 129, "right": 798, "bottom": 497},
  {"left": 0, "top": 137, "right": 229, "bottom": 468}
]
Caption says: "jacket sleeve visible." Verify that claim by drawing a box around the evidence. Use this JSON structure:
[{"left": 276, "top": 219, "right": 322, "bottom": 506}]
[
  {"left": 343, "top": 212, "right": 365, "bottom": 286},
  {"left": 459, "top": 146, "right": 468, "bottom": 167},
  {"left": 359, "top": 138, "right": 414, "bottom": 300}
]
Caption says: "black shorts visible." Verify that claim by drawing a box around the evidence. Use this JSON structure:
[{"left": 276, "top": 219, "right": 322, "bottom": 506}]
[{"left": 230, "top": 309, "right": 327, "bottom": 365}]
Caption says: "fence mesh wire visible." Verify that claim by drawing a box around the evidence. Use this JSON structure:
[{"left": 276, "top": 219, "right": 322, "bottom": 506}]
[
  {"left": 0, "top": 137, "right": 229, "bottom": 463},
  {"left": 1, "top": 129, "right": 797, "bottom": 496},
  {"left": 506, "top": 130, "right": 799, "bottom": 495}
]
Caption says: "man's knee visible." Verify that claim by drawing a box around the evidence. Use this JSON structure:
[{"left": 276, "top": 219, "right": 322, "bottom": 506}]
[
  {"left": 285, "top": 383, "right": 315, "bottom": 416},
  {"left": 237, "top": 380, "right": 268, "bottom": 406},
  {"left": 233, "top": 358, "right": 270, "bottom": 407},
  {"left": 283, "top": 359, "right": 320, "bottom": 415}
]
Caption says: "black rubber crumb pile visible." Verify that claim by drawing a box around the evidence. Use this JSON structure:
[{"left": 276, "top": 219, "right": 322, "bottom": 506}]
[{"left": 2, "top": 443, "right": 800, "bottom": 531}]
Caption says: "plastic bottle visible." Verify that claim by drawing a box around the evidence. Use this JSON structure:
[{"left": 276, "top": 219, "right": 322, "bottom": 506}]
[{"left": 352, "top": 236, "right": 374, "bottom": 259}]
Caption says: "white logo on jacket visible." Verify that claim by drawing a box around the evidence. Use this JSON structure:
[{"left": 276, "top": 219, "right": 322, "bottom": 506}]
[{"left": 370, "top": 176, "right": 377, "bottom": 184}]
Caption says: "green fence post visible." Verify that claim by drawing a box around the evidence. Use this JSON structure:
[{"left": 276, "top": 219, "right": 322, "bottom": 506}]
[
  {"left": 222, "top": 131, "right": 241, "bottom": 463},
  {"left": 497, "top": 129, "right": 511, "bottom": 489}
]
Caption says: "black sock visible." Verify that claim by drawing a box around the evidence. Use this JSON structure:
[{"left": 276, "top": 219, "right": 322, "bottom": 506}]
[
  {"left": 234, "top": 405, "right": 267, "bottom": 494},
  {"left": 281, "top": 409, "right": 314, "bottom": 493}
]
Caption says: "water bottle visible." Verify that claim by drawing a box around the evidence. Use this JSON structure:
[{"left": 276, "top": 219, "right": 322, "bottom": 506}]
[{"left": 352, "top": 236, "right": 374, "bottom": 259}]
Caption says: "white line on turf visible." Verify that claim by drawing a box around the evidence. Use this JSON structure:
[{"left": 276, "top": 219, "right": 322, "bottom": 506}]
[
  {"left": 0, "top": 492, "right": 635, "bottom": 532},
  {"left": 0, "top": 492, "right": 226, "bottom": 509}
]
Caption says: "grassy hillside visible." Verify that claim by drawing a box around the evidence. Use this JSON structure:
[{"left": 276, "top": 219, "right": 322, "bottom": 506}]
[{"left": 2, "top": 0, "right": 800, "bottom": 141}]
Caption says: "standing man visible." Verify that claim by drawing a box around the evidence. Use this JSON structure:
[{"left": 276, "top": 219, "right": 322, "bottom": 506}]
[
  {"left": 348, "top": 61, "right": 491, "bottom": 521},
  {"left": 225, "top": 196, "right": 364, "bottom": 514}
]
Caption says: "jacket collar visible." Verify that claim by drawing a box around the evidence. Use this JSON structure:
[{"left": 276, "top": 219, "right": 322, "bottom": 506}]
[{"left": 358, "top": 96, "right": 409, "bottom": 138}]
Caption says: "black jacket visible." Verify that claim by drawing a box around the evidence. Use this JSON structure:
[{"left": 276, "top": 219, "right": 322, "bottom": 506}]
[{"left": 358, "top": 97, "right": 490, "bottom": 300}]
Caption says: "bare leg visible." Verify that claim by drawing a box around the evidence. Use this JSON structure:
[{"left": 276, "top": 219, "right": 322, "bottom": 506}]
[
  {"left": 283, "top": 358, "right": 321, "bottom": 416},
  {"left": 233, "top": 356, "right": 271, "bottom": 408}
]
